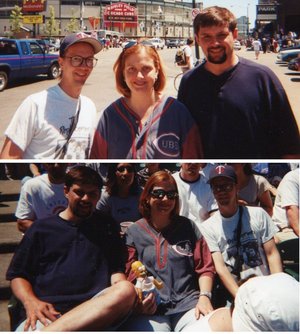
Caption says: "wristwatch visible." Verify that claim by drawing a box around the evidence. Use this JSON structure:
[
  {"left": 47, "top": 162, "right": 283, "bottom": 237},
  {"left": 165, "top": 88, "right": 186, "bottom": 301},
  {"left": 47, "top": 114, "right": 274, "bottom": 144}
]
[{"left": 199, "top": 291, "right": 212, "bottom": 299}]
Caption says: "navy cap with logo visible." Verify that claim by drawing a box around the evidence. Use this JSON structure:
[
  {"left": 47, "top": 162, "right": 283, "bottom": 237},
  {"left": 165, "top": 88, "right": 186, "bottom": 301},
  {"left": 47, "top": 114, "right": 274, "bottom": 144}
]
[
  {"left": 59, "top": 32, "right": 103, "bottom": 57},
  {"left": 208, "top": 165, "right": 237, "bottom": 184}
]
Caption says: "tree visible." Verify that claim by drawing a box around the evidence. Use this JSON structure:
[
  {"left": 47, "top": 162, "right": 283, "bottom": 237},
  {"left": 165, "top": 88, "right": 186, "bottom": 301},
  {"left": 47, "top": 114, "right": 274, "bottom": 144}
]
[
  {"left": 9, "top": 5, "right": 23, "bottom": 36},
  {"left": 65, "top": 9, "right": 80, "bottom": 33},
  {"left": 43, "top": 5, "right": 60, "bottom": 38}
]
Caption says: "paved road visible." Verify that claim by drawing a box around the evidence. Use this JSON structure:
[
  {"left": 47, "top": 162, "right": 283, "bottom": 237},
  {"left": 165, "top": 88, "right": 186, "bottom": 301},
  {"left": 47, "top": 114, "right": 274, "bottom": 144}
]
[{"left": 0, "top": 47, "right": 299, "bottom": 149}]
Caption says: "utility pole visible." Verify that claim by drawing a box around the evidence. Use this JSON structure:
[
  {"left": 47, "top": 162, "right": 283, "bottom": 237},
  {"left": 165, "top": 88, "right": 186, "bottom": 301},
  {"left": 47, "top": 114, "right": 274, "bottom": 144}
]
[
  {"left": 246, "top": 3, "right": 250, "bottom": 37},
  {"left": 192, "top": 0, "right": 203, "bottom": 64}
]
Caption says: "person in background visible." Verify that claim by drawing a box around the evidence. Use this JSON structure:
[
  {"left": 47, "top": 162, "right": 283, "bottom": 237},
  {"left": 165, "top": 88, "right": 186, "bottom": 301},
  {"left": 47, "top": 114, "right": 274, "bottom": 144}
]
[
  {"left": 178, "top": 6, "right": 300, "bottom": 158},
  {"left": 272, "top": 168, "right": 299, "bottom": 243},
  {"left": 180, "top": 38, "right": 194, "bottom": 73},
  {"left": 1, "top": 33, "right": 102, "bottom": 159},
  {"left": 121, "top": 170, "right": 215, "bottom": 331},
  {"left": 7, "top": 165, "right": 136, "bottom": 331},
  {"left": 228, "top": 163, "right": 274, "bottom": 216},
  {"left": 137, "top": 163, "right": 170, "bottom": 188},
  {"left": 200, "top": 165, "right": 282, "bottom": 307},
  {"left": 96, "top": 163, "right": 142, "bottom": 224},
  {"left": 173, "top": 163, "right": 217, "bottom": 228},
  {"left": 252, "top": 37, "right": 262, "bottom": 60},
  {"left": 90, "top": 42, "right": 203, "bottom": 159},
  {"left": 15, "top": 163, "right": 68, "bottom": 233}
]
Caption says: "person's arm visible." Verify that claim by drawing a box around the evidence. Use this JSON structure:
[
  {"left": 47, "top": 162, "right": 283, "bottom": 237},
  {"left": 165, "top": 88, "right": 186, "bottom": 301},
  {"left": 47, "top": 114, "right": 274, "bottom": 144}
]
[
  {"left": 286, "top": 205, "right": 299, "bottom": 236},
  {"left": 17, "top": 219, "right": 34, "bottom": 233},
  {"left": 263, "top": 238, "right": 283, "bottom": 274},
  {"left": 11, "top": 277, "right": 61, "bottom": 331},
  {"left": 212, "top": 252, "right": 239, "bottom": 298},
  {"left": 111, "top": 272, "right": 127, "bottom": 285},
  {"left": 0, "top": 137, "right": 23, "bottom": 159},
  {"left": 29, "top": 164, "right": 42, "bottom": 177},
  {"left": 195, "top": 275, "right": 214, "bottom": 319},
  {"left": 258, "top": 190, "right": 273, "bottom": 216}
]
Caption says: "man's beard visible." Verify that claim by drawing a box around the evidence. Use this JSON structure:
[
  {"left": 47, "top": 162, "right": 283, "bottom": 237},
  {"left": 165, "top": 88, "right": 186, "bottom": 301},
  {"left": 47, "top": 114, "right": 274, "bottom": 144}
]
[{"left": 207, "top": 47, "right": 227, "bottom": 64}]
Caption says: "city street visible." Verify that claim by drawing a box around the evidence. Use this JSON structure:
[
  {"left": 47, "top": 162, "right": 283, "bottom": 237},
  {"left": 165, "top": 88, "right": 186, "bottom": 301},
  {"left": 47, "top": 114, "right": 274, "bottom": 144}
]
[{"left": 0, "top": 46, "right": 299, "bottom": 149}]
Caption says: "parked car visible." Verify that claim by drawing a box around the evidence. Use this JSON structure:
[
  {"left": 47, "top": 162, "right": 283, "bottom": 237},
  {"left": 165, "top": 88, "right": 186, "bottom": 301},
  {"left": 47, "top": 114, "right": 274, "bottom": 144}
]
[
  {"left": 167, "top": 39, "right": 179, "bottom": 48},
  {"left": 288, "top": 57, "right": 300, "bottom": 71},
  {"left": 276, "top": 48, "right": 300, "bottom": 63},
  {"left": 0, "top": 38, "right": 60, "bottom": 91},
  {"left": 148, "top": 38, "right": 165, "bottom": 49},
  {"left": 233, "top": 40, "right": 242, "bottom": 50}
]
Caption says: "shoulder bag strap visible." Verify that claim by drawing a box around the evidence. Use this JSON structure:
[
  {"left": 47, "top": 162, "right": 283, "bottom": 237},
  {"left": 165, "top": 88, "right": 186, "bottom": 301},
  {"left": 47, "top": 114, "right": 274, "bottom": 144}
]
[{"left": 54, "top": 98, "right": 81, "bottom": 159}]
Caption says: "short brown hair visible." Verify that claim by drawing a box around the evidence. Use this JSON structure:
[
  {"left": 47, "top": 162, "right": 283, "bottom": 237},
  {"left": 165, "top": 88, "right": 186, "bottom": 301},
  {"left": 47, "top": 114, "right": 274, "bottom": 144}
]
[
  {"left": 139, "top": 170, "right": 179, "bottom": 220},
  {"left": 194, "top": 6, "right": 237, "bottom": 35},
  {"left": 114, "top": 43, "right": 166, "bottom": 98}
]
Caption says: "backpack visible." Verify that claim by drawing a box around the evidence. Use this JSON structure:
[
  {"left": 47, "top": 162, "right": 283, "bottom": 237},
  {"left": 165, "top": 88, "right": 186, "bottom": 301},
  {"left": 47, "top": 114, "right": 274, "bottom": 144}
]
[{"left": 175, "top": 47, "right": 187, "bottom": 66}]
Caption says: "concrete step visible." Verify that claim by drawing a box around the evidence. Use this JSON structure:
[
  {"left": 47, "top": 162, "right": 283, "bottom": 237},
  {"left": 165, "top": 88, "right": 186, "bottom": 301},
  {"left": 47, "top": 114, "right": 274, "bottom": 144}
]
[
  {"left": 0, "top": 253, "right": 13, "bottom": 300},
  {"left": 0, "top": 222, "right": 22, "bottom": 253},
  {"left": 0, "top": 299, "right": 10, "bottom": 331},
  {"left": 0, "top": 180, "right": 21, "bottom": 196},
  {"left": 0, "top": 201, "right": 18, "bottom": 223}
]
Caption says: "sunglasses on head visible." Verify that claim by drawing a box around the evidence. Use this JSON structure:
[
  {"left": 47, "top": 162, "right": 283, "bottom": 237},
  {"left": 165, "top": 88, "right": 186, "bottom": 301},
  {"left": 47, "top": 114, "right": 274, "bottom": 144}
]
[
  {"left": 123, "top": 40, "right": 156, "bottom": 50},
  {"left": 150, "top": 189, "right": 178, "bottom": 200},
  {"left": 116, "top": 165, "right": 134, "bottom": 173}
]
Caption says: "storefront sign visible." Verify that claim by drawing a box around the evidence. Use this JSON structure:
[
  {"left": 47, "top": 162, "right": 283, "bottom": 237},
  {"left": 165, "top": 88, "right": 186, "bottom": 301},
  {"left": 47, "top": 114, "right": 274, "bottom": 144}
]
[
  {"left": 104, "top": 2, "right": 137, "bottom": 29},
  {"left": 22, "top": 0, "right": 47, "bottom": 13},
  {"left": 23, "top": 15, "right": 43, "bottom": 24}
]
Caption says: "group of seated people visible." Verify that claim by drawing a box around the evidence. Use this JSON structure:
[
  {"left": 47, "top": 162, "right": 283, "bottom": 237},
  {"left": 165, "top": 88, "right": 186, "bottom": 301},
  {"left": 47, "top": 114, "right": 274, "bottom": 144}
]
[{"left": 6, "top": 163, "right": 299, "bottom": 331}]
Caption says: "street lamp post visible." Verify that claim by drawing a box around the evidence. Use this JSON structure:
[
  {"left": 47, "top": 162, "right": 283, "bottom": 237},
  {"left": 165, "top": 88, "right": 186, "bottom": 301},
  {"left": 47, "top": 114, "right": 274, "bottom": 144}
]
[
  {"left": 246, "top": 3, "right": 250, "bottom": 37},
  {"left": 192, "top": 0, "right": 201, "bottom": 62}
]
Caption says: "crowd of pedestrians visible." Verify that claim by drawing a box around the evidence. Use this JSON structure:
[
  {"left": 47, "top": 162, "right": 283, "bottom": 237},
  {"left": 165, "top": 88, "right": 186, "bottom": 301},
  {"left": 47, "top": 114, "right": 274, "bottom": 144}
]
[{"left": 2, "top": 162, "right": 299, "bottom": 331}]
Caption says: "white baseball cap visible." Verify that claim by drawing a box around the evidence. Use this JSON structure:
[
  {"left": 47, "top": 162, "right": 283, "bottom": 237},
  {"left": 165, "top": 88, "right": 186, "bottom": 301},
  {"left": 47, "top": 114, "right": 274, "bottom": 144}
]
[{"left": 232, "top": 273, "right": 299, "bottom": 331}]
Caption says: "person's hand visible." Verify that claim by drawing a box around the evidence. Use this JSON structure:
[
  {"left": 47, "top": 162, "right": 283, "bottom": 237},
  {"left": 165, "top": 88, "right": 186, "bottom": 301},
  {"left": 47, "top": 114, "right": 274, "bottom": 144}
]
[
  {"left": 194, "top": 296, "right": 214, "bottom": 319},
  {"left": 23, "top": 297, "right": 61, "bottom": 331},
  {"left": 134, "top": 292, "right": 157, "bottom": 315}
]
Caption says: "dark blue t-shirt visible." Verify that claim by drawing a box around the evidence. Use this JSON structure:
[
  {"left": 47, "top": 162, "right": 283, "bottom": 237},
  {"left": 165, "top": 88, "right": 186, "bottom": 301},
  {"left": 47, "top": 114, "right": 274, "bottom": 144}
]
[
  {"left": 178, "top": 57, "right": 300, "bottom": 158},
  {"left": 7, "top": 211, "right": 125, "bottom": 314}
]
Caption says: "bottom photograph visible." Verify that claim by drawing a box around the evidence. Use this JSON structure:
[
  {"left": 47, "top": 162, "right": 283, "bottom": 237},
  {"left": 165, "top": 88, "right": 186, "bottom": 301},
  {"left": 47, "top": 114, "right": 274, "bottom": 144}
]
[{"left": 0, "top": 162, "right": 299, "bottom": 332}]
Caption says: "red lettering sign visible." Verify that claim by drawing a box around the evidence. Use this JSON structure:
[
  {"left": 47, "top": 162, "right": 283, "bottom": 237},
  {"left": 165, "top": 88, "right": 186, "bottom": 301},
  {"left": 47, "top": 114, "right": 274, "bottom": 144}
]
[{"left": 22, "top": 0, "right": 47, "bottom": 13}]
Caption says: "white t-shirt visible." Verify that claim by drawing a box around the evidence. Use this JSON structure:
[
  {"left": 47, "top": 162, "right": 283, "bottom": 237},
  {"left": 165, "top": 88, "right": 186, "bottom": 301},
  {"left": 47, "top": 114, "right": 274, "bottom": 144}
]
[
  {"left": 238, "top": 174, "right": 272, "bottom": 206},
  {"left": 182, "top": 45, "right": 193, "bottom": 70},
  {"left": 272, "top": 168, "right": 299, "bottom": 229},
  {"left": 5, "top": 85, "right": 97, "bottom": 159},
  {"left": 16, "top": 174, "right": 68, "bottom": 220},
  {"left": 252, "top": 40, "right": 261, "bottom": 52},
  {"left": 173, "top": 171, "right": 218, "bottom": 228},
  {"left": 200, "top": 206, "right": 276, "bottom": 280}
]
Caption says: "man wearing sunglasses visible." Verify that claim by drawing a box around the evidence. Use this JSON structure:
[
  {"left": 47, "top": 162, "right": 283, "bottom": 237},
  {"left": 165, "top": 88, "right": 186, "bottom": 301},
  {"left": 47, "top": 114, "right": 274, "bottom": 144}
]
[
  {"left": 199, "top": 165, "right": 282, "bottom": 308},
  {"left": 1, "top": 32, "right": 102, "bottom": 159}
]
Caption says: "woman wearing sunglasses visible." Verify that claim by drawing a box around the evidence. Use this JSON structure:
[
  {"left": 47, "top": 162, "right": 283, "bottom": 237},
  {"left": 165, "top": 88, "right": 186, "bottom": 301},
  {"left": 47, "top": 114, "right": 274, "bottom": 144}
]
[
  {"left": 90, "top": 42, "right": 203, "bottom": 159},
  {"left": 120, "top": 170, "right": 215, "bottom": 331},
  {"left": 96, "top": 163, "right": 142, "bottom": 224}
]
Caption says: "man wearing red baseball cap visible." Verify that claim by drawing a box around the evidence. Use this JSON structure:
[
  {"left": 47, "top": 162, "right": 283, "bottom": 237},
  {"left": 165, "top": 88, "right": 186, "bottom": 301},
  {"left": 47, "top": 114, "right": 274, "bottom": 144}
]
[
  {"left": 1, "top": 32, "right": 102, "bottom": 159},
  {"left": 199, "top": 165, "right": 282, "bottom": 308}
]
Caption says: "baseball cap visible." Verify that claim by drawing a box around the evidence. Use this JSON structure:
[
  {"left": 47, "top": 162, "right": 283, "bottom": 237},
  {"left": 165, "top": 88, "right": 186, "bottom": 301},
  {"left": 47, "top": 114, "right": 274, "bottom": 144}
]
[
  {"left": 232, "top": 273, "right": 299, "bottom": 331},
  {"left": 208, "top": 165, "right": 237, "bottom": 184},
  {"left": 59, "top": 32, "right": 102, "bottom": 57}
]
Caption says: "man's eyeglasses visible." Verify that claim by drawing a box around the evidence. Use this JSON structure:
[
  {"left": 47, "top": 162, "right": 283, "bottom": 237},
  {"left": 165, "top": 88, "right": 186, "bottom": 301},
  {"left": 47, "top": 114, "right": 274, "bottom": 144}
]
[
  {"left": 65, "top": 56, "right": 98, "bottom": 68},
  {"left": 116, "top": 166, "right": 134, "bottom": 173},
  {"left": 211, "top": 183, "right": 234, "bottom": 193},
  {"left": 150, "top": 189, "right": 178, "bottom": 200}
]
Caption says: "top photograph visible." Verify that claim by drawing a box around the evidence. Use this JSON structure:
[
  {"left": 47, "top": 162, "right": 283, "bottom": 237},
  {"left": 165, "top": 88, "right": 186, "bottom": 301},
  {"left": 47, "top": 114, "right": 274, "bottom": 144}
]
[{"left": 0, "top": 0, "right": 299, "bottom": 159}]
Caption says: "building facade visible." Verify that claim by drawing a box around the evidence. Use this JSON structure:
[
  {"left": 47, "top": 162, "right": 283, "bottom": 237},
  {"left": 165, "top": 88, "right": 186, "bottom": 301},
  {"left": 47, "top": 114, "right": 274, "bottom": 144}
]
[{"left": 0, "top": 0, "right": 202, "bottom": 39}]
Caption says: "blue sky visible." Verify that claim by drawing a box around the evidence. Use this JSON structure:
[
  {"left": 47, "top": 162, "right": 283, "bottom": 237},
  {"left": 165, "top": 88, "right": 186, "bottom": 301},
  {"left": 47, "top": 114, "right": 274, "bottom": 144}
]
[{"left": 198, "top": 0, "right": 258, "bottom": 29}]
